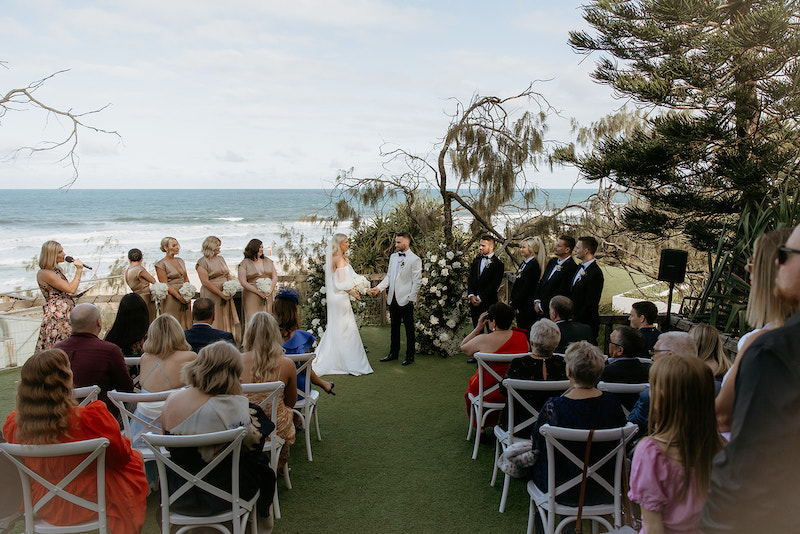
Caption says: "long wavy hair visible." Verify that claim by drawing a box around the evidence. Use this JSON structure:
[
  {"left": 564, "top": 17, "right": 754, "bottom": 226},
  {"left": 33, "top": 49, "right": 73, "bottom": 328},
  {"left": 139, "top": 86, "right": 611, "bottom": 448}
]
[
  {"left": 105, "top": 293, "right": 150, "bottom": 354},
  {"left": 14, "top": 349, "right": 76, "bottom": 444},
  {"left": 648, "top": 353, "right": 722, "bottom": 498},
  {"left": 273, "top": 295, "right": 300, "bottom": 340},
  {"left": 520, "top": 236, "right": 546, "bottom": 280},
  {"left": 689, "top": 323, "right": 732, "bottom": 379},
  {"left": 181, "top": 341, "right": 243, "bottom": 396},
  {"left": 142, "top": 314, "right": 191, "bottom": 359},
  {"left": 746, "top": 227, "right": 796, "bottom": 329},
  {"left": 243, "top": 312, "right": 285, "bottom": 382}
]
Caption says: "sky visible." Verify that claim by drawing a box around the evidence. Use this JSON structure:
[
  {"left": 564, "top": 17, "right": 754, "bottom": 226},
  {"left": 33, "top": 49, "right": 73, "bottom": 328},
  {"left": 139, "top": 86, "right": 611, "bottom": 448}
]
[{"left": 0, "top": 0, "right": 624, "bottom": 190}]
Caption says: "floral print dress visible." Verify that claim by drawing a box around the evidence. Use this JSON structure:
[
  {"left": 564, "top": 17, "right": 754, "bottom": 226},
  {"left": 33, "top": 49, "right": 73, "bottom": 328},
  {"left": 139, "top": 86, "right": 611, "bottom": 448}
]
[{"left": 36, "top": 268, "right": 76, "bottom": 352}]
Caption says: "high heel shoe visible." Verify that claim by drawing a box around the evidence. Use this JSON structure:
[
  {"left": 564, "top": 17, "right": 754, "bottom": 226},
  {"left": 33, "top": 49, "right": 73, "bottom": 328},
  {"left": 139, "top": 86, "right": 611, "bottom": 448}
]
[{"left": 325, "top": 382, "right": 336, "bottom": 395}]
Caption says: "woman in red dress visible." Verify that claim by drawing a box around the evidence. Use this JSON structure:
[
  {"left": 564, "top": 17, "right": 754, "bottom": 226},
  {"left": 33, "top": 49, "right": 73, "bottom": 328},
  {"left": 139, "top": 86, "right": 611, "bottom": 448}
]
[
  {"left": 462, "top": 302, "right": 530, "bottom": 429},
  {"left": 3, "top": 349, "right": 148, "bottom": 534}
]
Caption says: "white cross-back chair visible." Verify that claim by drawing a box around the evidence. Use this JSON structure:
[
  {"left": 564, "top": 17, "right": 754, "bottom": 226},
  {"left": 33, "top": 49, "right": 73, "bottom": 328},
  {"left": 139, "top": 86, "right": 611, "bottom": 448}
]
[
  {"left": 287, "top": 352, "right": 321, "bottom": 461},
  {"left": 0, "top": 437, "right": 110, "bottom": 534},
  {"left": 597, "top": 382, "right": 649, "bottom": 417},
  {"left": 526, "top": 422, "right": 638, "bottom": 534},
  {"left": 241, "top": 381, "right": 288, "bottom": 519},
  {"left": 492, "top": 378, "right": 570, "bottom": 513},
  {"left": 71, "top": 386, "right": 100, "bottom": 407},
  {"left": 466, "top": 352, "right": 527, "bottom": 459},
  {"left": 123, "top": 357, "right": 141, "bottom": 387},
  {"left": 107, "top": 389, "right": 172, "bottom": 462},
  {"left": 142, "top": 427, "right": 259, "bottom": 534}
]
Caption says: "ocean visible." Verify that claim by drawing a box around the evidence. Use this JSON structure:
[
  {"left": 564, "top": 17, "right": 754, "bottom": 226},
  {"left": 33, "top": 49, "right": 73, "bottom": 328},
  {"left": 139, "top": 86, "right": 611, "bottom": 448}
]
[{"left": 0, "top": 188, "right": 595, "bottom": 295}]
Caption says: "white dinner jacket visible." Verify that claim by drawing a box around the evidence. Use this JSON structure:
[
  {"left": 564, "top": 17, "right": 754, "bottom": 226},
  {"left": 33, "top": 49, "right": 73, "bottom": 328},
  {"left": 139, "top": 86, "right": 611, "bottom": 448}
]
[{"left": 376, "top": 249, "right": 423, "bottom": 306}]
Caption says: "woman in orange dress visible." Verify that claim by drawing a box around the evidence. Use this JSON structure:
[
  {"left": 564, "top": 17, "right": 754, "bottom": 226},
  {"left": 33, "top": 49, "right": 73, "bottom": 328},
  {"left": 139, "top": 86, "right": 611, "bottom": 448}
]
[
  {"left": 238, "top": 239, "right": 278, "bottom": 324},
  {"left": 461, "top": 302, "right": 530, "bottom": 429},
  {"left": 154, "top": 236, "right": 192, "bottom": 329},
  {"left": 3, "top": 349, "right": 148, "bottom": 534},
  {"left": 124, "top": 248, "right": 157, "bottom": 323},
  {"left": 196, "top": 236, "right": 239, "bottom": 335},
  {"left": 35, "top": 241, "right": 84, "bottom": 352}
]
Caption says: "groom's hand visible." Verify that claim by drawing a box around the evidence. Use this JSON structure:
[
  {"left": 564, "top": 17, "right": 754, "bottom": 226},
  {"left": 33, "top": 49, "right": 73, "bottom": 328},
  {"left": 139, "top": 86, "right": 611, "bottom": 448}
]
[{"left": 367, "top": 287, "right": 379, "bottom": 296}]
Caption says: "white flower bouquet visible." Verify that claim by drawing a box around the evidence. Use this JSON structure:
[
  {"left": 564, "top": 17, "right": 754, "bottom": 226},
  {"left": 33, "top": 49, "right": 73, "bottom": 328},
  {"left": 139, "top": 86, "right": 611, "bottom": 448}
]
[
  {"left": 151, "top": 282, "right": 169, "bottom": 316},
  {"left": 353, "top": 274, "right": 371, "bottom": 295},
  {"left": 179, "top": 282, "right": 197, "bottom": 311},
  {"left": 256, "top": 277, "right": 273, "bottom": 305},
  {"left": 222, "top": 280, "right": 242, "bottom": 306}
]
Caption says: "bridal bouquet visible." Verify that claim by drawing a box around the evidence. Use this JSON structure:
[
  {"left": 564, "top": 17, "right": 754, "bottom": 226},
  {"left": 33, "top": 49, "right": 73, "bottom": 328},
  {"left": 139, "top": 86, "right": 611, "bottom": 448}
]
[
  {"left": 256, "top": 278, "right": 273, "bottom": 305},
  {"left": 222, "top": 280, "right": 242, "bottom": 307},
  {"left": 179, "top": 282, "right": 197, "bottom": 311},
  {"left": 151, "top": 282, "right": 169, "bottom": 316},
  {"left": 353, "top": 274, "right": 370, "bottom": 295}
]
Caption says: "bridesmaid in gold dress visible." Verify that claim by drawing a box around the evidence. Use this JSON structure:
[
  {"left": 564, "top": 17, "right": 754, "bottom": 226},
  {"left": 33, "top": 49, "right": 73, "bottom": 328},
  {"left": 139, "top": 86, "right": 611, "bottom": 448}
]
[
  {"left": 196, "top": 236, "right": 239, "bottom": 335},
  {"left": 237, "top": 238, "right": 277, "bottom": 325},
  {"left": 124, "top": 248, "right": 157, "bottom": 323},
  {"left": 154, "top": 237, "right": 192, "bottom": 329}
]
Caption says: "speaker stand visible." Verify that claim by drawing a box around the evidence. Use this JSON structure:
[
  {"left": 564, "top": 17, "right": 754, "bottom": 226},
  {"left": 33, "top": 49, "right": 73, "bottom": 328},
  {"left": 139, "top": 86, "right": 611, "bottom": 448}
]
[{"left": 665, "top": 280, "right": 675, "bottom": 332}]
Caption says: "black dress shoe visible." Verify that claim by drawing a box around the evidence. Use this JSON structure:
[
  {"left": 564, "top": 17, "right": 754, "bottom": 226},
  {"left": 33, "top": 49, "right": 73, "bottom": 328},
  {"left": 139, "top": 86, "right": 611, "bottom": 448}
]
[
  {"left": 401, "top": 357, "right": 414, "bottom": 365},
  {"left": 380, "top": 354, "right": 399, "bottom": 362},
  {"left": 466, "top": 358, "right": 477, "bottom": 364}
]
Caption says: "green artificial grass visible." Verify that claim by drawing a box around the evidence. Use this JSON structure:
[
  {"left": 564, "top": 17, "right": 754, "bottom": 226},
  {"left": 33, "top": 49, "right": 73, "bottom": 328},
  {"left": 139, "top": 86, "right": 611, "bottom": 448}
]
[{"left": 0, "top": 326, "right": 534, "bottom": 533}]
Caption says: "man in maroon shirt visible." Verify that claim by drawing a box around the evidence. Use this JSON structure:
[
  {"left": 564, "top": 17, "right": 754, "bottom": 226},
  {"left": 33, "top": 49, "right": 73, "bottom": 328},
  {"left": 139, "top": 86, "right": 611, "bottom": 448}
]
[{"left": 53, "top": 303, "right": 134, "bottom": 418}]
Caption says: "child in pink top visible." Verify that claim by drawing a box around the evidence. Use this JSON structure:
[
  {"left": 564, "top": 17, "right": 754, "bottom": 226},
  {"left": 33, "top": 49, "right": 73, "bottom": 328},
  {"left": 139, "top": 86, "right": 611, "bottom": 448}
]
[{"left": 628, "top": 354, "right": 723, "bottom": 534}]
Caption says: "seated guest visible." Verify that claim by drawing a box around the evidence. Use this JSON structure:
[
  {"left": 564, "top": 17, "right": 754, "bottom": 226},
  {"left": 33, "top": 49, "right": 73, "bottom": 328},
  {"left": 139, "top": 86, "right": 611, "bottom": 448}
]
[
  {"left": 53, "top": 303, "right": 134, "bottom": 418},
  {"left": 3, "top": 349, "right": 148, "bottom": 534},
  {"left": 629, "top": 300, "right": 662, "bottom": 357},
  {"left": 161, "top": 341, "right": 276, "bottom": 530},
  {"left": 183, "top": 297, "right": 235, "bottom": 354},
  {"left": 501, "top": 319, "right": 566, "bottom": 436},
  {"left": 628, "top": 331, "right": 698, "bottom": 440},
  {"left": 601, "top": 325, "right": 649, "bottom": 410},
  {"left": 690, "top": 323, "right": 732, "bottom": 387},
  {"left": 273, "top": 288, "right": 334, "bottom": 395},
  {"left": 105, "top": 293, "right": 150, "bottom": 357},
  {"left": 462, "top": 302, "right": 530, "bottom": 430},
  {"left": 629, "top": 353, "right": 722, "bottom": 534},
  {"left": 241, "top": 312, "right": 297, "bottom": 471},
  {"left": 529, "top": 341, "right": 626, "bottom": 516},
  {"left": 549, "top": 295, "right": 594, "bottom": 353}
]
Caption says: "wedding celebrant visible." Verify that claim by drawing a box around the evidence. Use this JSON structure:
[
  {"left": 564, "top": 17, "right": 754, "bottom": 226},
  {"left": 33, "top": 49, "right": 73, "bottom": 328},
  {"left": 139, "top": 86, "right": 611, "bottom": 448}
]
[{"left": 369, "top": 232, "right": 423, "bottom": 366}]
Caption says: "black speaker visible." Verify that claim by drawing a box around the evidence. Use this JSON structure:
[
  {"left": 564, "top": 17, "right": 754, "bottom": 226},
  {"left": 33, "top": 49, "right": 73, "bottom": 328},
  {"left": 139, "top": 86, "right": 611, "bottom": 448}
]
[{"left": 658, "top": 249, "right": 688, "bottom": 284}]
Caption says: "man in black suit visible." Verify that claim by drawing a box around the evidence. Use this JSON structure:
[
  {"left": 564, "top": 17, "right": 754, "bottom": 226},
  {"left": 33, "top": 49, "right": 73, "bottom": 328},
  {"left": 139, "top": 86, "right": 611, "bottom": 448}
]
[
  {"left": 570, "top": 236, "right": 604, "bottom": 340},
  {"left": 534, "top": 235, "right": 578, "bottom": 322},
  {"left": 508, "top": 237, "right": 542, "bottom": 333},
  {"left": 549, "top": 295, "right": 594, "bottom": 353},
  {"left": 601, "top": 325, "right": 649, "bottom": 410},
  {"left": 466, "top": 235, "right": 505, "bottom": 362},
  {"left": 184, "top": 297, "right": 235, "bottom": 353}
]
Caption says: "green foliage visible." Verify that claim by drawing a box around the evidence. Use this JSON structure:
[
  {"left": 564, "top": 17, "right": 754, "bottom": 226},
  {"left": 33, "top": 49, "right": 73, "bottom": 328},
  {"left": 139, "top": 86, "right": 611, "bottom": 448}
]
[{"left": 302, "top": 254, "right": 327, "bottom": 345}]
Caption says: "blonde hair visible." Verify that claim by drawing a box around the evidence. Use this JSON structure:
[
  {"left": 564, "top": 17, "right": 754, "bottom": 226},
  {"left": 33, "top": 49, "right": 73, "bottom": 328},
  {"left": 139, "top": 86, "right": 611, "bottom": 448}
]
[
  {"left": 648, "top": 354, "right": 722, "bottom": 498},
  {"left": 520, "top": 236, "right": 547, "bottom": 280},
  {"left": 14, "top": 349, "right": 76, "bottom": 444},
  {"left": 243, "top": 312, "right": 285, "bottom": 382},
  {"left": 142, "top": 314, "right": 191, "bottom": 358},
  {"left": 330, "top": 233, "right": 348, "bottom": 258},
  {"left": 690, "top": 323, "right": 732, "bottom": 379},
  {"left": 181, "top": 341, "right": 243, "bottom": 396},
  {"left": 746, "top": 227, "right": 796, "bottom": 329},
  {"left": 202, "top": 236, "right": 221, "bottom": 258},
  {"left": 160, "top": 236, "right": 176, "bottom": 253},
  {"left": 38, "top": 240, "right": 62, "bottom": 270},
  {"left": 564, "top": 341, "right": 605, "bottom": 387}
]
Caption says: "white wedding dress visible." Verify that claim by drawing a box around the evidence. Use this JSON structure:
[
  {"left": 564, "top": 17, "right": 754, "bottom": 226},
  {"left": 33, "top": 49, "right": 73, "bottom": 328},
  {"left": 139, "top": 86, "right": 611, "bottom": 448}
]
[{"left": 313, "top": 262, "right": 374, "bottom": 376}]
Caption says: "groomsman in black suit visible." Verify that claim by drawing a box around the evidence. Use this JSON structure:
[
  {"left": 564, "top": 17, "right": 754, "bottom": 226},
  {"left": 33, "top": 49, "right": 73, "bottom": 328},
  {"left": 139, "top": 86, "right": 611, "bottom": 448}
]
[
  {"left": 534, "top": 235, "right": 578, "bottom": 321},
  {"left": 570, "top": 236, "right": 604, "bottom": 340},
  {"left": 466, "top": 235, "right": 505, "bottom": 361}
]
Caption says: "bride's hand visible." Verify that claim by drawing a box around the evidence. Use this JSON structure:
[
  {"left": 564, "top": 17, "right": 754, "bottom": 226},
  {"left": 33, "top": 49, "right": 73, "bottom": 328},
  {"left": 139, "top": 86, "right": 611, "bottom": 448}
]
[{"left": 350, "top": 290, "right": 361, "bottom": 300}]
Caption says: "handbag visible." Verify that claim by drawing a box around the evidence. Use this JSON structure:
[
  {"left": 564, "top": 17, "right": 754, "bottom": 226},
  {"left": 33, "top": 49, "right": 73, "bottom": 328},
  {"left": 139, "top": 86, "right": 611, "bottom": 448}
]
[{"left": 497, "top": 441, "right": 538, "bottom": 479}]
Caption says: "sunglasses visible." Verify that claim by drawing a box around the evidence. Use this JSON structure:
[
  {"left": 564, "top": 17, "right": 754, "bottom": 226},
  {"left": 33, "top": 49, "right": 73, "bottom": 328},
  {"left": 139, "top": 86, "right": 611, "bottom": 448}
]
[{"left": 777, "top": 246, "right": 800, "bottom": 265}]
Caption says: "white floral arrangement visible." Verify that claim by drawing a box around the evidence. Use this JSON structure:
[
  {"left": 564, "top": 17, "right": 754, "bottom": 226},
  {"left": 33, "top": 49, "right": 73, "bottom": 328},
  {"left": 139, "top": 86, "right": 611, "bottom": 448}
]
[
  {"left": 256, "top": 277, "right": 273, "bottom": 294},
  {"left": 222, "top": 280, "right": 242, "bottom": 297},
  {"left": 178, "top": 282, "right": 197, "bottom": 312},
  {"left": 151, "top": 282, "right": 169, "bottom": 302},
  {"left": 353, "top": 274, "right": 371, "bottom": 295}
]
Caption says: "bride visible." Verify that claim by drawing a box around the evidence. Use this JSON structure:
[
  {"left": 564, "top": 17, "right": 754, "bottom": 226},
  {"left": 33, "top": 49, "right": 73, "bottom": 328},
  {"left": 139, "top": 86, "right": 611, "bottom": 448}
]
[{"left": 313, "top": 234, "right": 374, "bottom": 376}]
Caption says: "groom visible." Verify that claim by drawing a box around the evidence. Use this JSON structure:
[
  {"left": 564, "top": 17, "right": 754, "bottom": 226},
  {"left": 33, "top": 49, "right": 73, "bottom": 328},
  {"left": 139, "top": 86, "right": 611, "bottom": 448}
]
[{"left": 369, "top": 232, "right": 423, "bottom": 365}]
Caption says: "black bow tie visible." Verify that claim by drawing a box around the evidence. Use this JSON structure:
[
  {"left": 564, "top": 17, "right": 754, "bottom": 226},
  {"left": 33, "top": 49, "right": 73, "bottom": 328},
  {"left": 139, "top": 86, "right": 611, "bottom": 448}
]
[{"left": 398, "top": 252, "right": 406, "bottom": 257}]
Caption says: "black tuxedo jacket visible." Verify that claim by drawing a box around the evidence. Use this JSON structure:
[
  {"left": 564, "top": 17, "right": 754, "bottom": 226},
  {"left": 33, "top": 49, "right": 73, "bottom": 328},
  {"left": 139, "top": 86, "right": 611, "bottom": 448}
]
[
  {"left": 468, "top": 254, "right": 505, "bottom": 307},
  {"left": 184, "top": 323, "right": 235, "bottom": 354},
  {"left": 509, "top": 258, "right": 541, "bottom": 314},
  {"left": 601, "top": 357, "right": 652, "bottom": 410},
  {"left": 534, "top": 257, "right": 578, "bottom": 317},
  {"left": 569, "top": 261, "right": 604, "bottom": 336},
  {"left": 555, "top": 320, "right": 595, "bottom": 353}
]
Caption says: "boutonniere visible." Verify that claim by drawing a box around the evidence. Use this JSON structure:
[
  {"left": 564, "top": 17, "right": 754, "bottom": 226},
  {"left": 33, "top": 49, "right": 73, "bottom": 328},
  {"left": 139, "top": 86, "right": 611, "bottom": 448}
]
[
  {"left": 487, "top": 258, "right": 493, "bottom": 266},
  {"left": 555, "top": 264, "right": 562, "bottom": 272},
  {"left": 575, "top": 268, "right": 585, "bottom": 282},
  {"left": 400, "top": 261, "right": 405, "bottom": 267}
]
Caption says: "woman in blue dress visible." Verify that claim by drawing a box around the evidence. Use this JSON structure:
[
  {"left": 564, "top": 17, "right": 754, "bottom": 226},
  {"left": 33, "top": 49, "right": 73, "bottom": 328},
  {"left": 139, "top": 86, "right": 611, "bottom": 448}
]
[{"left": 273, "top": 288, "right": 336, "bottom": 395}]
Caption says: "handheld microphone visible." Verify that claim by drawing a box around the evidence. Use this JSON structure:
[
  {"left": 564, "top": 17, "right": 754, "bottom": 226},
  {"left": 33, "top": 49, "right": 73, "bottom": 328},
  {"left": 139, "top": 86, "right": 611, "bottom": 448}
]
[{"left": 64, "top": 256, "right": 93, "bottom": 270}]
